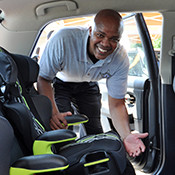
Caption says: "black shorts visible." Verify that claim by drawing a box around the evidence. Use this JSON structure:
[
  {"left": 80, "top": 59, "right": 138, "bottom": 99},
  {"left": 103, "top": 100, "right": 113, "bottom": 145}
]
[{"left": 53, "top": 78, "right": 103, "bottom": 135}]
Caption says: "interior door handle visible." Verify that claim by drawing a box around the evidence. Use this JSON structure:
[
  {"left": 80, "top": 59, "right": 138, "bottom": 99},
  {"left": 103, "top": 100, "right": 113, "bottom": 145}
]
[
  {"left": 125, "top": 93, "right": 136, "bottom": 104},
  {"left": 36, "top": 1, "right": 77, "bottom": 16}
]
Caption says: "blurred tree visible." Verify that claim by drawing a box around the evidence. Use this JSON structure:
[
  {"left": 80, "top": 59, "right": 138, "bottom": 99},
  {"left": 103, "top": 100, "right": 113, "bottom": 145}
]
[{"left": 153, "top": 37, "right": 161, "bottom": 49}]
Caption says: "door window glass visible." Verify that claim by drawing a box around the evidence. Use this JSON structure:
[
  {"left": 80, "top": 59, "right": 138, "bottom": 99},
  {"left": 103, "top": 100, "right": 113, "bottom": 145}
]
[{"left": 121, "top": 13, "right": 162, "bottom": 78}]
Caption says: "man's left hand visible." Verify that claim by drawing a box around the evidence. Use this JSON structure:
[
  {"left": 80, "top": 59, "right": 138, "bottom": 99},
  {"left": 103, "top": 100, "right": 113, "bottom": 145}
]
[{"left": 123, "top": 132, "right": 149, "bottom": 157}]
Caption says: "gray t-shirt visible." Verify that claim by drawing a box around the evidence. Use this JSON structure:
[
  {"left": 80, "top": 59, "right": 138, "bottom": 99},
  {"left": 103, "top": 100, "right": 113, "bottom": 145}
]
[{"left": 39, "top": 26, "right": 129, "bottom": 99}]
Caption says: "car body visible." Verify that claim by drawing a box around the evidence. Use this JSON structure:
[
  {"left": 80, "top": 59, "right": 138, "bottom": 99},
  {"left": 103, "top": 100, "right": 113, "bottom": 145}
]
[{"left": 1, "top": 0, "right": 175, "bottom": 174}]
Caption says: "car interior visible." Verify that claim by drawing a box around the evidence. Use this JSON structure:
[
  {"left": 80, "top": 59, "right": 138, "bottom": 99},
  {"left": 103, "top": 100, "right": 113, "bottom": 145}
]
[{"left": 1, "top": 0, "right": 175, "bottom": 174}]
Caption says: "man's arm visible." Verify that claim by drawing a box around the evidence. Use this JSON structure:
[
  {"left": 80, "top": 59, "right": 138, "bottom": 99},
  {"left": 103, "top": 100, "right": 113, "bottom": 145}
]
[
  {"left": 108, "top": 95, "right": 148, "bottom": 157},
  {"left": 37, "top": 76, "right": 71, "bottom": 130}
]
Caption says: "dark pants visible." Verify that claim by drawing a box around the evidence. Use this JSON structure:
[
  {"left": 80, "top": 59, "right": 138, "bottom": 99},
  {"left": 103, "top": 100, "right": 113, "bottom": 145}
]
[{"left": 53, "top": 78, "right": 103, "bottom": 135}]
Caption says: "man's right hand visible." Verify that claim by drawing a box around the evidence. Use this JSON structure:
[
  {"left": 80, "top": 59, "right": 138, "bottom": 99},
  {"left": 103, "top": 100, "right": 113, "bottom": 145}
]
[{"left": 50, "top": 111, "right": 72, "bottom": 130}]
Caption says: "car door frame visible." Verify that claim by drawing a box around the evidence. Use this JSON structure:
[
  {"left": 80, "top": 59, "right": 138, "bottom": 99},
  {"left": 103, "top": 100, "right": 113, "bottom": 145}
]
[{"left": 105, "top": 13, "right": 161, "bottom": 173}]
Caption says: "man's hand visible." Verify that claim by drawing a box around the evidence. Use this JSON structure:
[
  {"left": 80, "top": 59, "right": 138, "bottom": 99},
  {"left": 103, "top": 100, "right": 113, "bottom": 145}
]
[
  {"left": 123, "top": 132, "right": 149, "bottom": 157},
  {"left": 50, "top": 111, "right": 72, "bottom": 130}
]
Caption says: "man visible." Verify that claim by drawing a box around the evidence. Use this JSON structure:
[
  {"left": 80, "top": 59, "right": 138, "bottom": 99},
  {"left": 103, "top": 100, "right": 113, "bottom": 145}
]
[{"left": 37, "top": 9, "right": 148, "bottom": 157}]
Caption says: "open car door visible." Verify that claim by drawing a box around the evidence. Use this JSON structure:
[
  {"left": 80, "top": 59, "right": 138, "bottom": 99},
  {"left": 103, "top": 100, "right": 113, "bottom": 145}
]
[
  {"left": 125, "top": 13, "right": 160, "bottom": 174},
  {"left": 32, "top": 12, "right": 162, "bottom": 174},
  {"left": 100, "top": 13, "right": 161, "bottom": 174}
]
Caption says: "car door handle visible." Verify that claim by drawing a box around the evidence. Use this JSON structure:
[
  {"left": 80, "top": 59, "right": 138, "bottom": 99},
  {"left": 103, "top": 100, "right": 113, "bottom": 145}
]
[{"left": 125, "top": 93, "right": 136, "bottom": 104}]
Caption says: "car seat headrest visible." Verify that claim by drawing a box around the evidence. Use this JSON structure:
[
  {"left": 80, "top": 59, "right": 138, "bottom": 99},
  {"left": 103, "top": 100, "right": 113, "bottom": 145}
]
[
  {"left": 0, "top": 51, "right": 18, "bottom": 86},
  {"left": 0, "top": 47, "right": 39, "bottom": 91},
  {"left": 10, "top": 53, "right": 39, "bottom": 91},
  {"left": 0, "top": 51, "right": 18, "bottom": 97}
]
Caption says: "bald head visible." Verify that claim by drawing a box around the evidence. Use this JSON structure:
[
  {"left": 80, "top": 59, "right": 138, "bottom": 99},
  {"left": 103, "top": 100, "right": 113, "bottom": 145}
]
[
  {"left": 93, "top": 9, "right": 123, "bottom": 39},
  {"left": 88, "top": 9, "right": 124, "bottom": 60},
  {"left": 95, "top": 9, "right": 122, "bottom": 21}
]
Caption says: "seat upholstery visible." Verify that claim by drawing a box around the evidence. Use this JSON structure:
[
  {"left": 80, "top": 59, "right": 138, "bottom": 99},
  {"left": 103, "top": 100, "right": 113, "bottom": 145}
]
[
  {"left": 0, "top": 103, "right": 69, "bottom": 175},
  {"left": 0, "top": 116, "right": 14, "bottom": 175}
]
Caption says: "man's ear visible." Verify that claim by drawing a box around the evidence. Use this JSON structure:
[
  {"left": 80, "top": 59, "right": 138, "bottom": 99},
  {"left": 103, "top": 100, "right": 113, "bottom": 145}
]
[{"left": 89, "top": 26, "right": 92, "bottom": 36}]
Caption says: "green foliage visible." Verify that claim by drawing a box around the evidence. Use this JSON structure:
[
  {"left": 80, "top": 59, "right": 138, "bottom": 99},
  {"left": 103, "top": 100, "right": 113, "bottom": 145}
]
[
  {"left": 130, "top": 43, "right": 142, "bottom": 48},
  {"left": 153, "top": 38, "right": 161, "bottom": 49},
  {"left": 130, "top": 38, "right": 161, "bottom": 50}
]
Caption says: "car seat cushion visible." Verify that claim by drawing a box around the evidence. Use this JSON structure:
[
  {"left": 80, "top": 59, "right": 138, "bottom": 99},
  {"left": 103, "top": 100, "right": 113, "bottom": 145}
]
[{"left": 59, "top": 131, "right": 127, "bottom": 174}]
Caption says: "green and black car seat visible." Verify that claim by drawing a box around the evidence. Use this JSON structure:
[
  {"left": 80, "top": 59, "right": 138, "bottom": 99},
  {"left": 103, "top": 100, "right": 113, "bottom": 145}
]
[
  {"left": 0, "top": 47, "right": 135, "bottom": 175},
  {"left": 0, "top": 47, "right": 88, "bottom": 131},
  {"left": 0, "top": 113, "right": 70, "bottom": 175},
  {"left": 0, "top": 50, "right": 77, "bottom": 175},
  {"left": 0, "top": 114, "right": 70, "bottom": 175}
]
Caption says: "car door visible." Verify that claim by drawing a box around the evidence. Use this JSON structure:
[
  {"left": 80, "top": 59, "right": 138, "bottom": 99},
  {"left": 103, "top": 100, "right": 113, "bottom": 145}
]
[
  {"left": 126, "top": 13, "right": 161, "bottom": 174},
  {"left": 32, "top": 12, "right": 162, "bottom": 174},
  {"left": 100, "top": 13, "right": 161, "bottom": 174}
]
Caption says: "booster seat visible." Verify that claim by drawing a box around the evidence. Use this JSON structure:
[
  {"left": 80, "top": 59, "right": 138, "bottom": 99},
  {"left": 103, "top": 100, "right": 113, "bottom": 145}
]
[{"left": 0, "top": 47, "right": 135, "bottom": 175}]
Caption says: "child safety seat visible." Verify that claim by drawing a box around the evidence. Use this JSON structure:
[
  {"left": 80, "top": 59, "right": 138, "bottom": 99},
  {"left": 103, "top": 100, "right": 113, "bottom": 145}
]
[{"left": 0, "top": 47, "right": 135, "bottom": 175}]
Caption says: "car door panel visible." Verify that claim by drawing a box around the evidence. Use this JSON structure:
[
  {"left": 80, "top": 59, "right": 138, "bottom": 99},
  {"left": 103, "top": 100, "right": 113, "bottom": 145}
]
[
  {"left": 125, "top": 13, "right": 160, "bottom": 173},
  {"left": 100, "top": 13, "right": 161, "bottom": 173}
]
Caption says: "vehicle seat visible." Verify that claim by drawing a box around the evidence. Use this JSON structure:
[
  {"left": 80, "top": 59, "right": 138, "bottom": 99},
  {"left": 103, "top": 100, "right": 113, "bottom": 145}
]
[
  {"left": 0, "top": 115, "right": 14, "bottom": 175},
  {"left": 0, "top": 47, "right": 135, "bottom": 175},
  {"left": 0, "top": 83, "right": 69, "bottom": 175},
  {"left": 0, "top": 51, "right": 77, "bottom": 175},
  {"left": 0, "top": 47, "right": 52, "bottom": 131}
]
